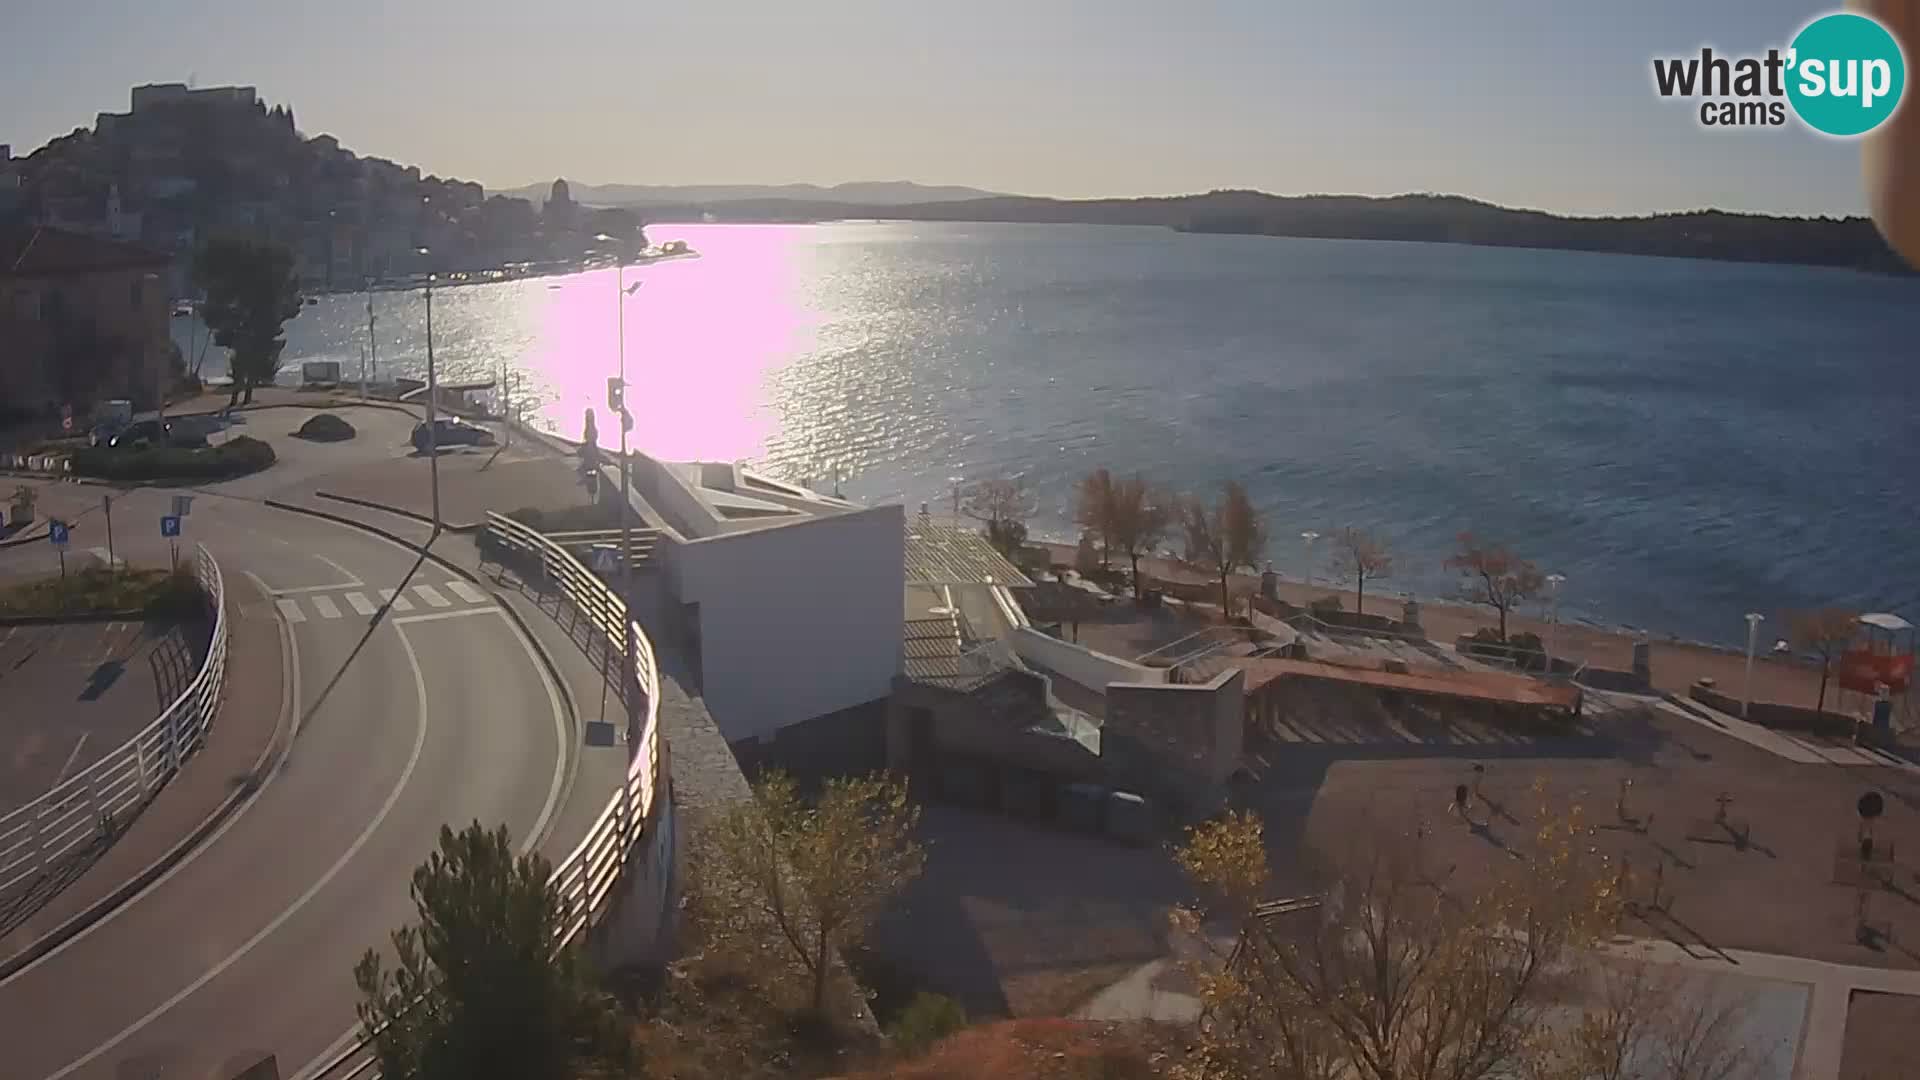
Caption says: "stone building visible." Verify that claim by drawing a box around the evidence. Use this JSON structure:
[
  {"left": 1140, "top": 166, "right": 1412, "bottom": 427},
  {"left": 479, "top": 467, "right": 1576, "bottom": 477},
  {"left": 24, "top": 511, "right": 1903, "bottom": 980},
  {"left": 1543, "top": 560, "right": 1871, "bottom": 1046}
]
[{"left": 1, "top": 226, "right": 172, "bottom": 418}]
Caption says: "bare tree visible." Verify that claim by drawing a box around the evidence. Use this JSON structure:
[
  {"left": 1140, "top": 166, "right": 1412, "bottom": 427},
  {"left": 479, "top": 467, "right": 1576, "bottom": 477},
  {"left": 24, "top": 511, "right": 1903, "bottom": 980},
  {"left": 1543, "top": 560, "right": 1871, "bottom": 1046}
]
[
  {"left": 962, "top": 474, "right": 1033, "bottom": 559},
  {"left": 1446, "top": 533, "right": 1546, "bottom": 641},
  {"left": 1182, "top": 482, "right": 1270, "bottom": 618},
  {"left": 1786, "top": 608, "right": 1860, "bottom": 716},
  {"left": 1109, "top": 473, "right": 1173, "bottom": 598},
  {"left": 1528, "top": 960, "right": 1766, "bottom": 1080},
  {"left": 1329, "top": 526, "right": 1394, "bottom": 616},
  {"left": 1075, "top": 467, "right": 1118, "bottom": 569}
]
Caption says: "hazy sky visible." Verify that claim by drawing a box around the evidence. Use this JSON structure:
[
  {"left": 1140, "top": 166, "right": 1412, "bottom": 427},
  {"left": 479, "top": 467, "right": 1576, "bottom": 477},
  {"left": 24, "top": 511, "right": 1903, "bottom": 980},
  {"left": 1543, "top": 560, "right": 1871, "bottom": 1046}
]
[{"left": 3, "top": 0, "right": 1880, "bottom": 215}]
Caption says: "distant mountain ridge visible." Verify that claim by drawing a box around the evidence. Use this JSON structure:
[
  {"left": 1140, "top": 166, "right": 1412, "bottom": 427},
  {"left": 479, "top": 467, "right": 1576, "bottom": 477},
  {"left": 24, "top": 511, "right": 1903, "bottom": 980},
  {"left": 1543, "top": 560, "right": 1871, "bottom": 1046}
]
[
  {"left": 614, "top": 189, "right": 1909, "bottom": 275},
  {"left": 502, "top": 180, "right": 1005, "bottom": 208}
]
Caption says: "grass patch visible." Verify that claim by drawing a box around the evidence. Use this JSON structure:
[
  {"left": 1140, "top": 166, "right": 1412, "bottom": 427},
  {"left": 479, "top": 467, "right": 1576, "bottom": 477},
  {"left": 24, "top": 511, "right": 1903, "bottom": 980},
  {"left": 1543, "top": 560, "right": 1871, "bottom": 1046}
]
[
  {"left": 68, "top": 435, "right": 276, "bottom": 483},
  {"left": 0, "top": 565, "right": 205, "bottom": 617}
]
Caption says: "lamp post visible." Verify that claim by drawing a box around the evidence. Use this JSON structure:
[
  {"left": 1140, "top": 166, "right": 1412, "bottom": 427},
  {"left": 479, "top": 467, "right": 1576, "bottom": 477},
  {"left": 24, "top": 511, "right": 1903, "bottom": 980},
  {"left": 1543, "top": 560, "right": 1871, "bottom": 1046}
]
[
  {"left": 1300, "top": 530, "right": 1321, "bottom": 590},
  {"left": 1545, "top": 573, "right": 1566, "bottom": 671},
  {"left": 1742, "top": 612, "right": 1764, "bottom": 719},
  {"left": 597, "top": 234, "right": 644, "bottom": 739},
  {"left": 418, "top": 247, "right": 441, "bottom": 536}
]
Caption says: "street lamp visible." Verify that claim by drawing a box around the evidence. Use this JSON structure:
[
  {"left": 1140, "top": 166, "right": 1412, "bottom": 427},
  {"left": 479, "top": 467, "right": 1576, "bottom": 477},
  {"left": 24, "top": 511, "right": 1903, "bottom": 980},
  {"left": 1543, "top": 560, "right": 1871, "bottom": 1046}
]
[
  {"left": 1545, "top": 573, "right": 1566, "bottom": 671},
  {"left": 1300, "top": 530, "right": 1321, "bottom": 590},
  {"left": 418, "top": 247, "right": 441, "bottom": 536},
  {"left": 595, "top": 233, "right": 643, "bottom": 739},
  {"left": 1742, "top": 612, "right": 1765, "bottom": 719}
]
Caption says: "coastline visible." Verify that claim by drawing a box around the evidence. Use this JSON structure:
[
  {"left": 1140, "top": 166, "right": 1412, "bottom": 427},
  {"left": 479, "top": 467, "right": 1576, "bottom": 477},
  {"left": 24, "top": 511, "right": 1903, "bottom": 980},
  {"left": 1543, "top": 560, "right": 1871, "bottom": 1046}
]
[{"left": 1032, "top": 540, "right": 1857, "bottom": 717}]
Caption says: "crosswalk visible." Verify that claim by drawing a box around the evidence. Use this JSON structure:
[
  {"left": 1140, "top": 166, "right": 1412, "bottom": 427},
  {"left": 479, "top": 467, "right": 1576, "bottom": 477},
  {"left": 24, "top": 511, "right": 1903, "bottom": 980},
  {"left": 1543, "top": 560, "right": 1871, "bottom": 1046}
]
[{"left": 271, "top": 582, "right": 494, "bottom": 624}]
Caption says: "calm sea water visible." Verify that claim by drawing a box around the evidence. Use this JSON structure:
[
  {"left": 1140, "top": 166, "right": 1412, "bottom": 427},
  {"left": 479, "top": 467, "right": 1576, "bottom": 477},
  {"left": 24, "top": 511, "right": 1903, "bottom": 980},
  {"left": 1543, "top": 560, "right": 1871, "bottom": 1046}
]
[{"left": 175, "top": 222, "right": 1920, "bottom": 645}]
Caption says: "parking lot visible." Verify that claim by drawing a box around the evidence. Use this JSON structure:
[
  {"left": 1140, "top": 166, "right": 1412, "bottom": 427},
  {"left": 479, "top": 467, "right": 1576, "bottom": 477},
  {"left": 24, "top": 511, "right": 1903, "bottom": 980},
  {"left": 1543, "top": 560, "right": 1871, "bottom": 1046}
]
[{"left": 0, "top": 619, "right": 205, "bottom": 815}]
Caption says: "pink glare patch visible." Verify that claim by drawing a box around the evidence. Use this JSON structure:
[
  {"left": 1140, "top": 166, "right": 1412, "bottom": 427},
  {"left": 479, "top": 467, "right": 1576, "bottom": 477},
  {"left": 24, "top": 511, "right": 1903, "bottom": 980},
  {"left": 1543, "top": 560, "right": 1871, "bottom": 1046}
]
[{"left": 528, "top": 225, "right": 817, "bottom": 462}]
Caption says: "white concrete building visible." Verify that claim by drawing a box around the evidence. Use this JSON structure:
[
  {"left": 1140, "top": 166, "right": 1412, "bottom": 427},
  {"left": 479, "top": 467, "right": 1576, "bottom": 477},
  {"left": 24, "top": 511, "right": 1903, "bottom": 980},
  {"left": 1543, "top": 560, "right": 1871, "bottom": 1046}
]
[{"left": 623, "top": 457, "right": 904, "bottom": 746}]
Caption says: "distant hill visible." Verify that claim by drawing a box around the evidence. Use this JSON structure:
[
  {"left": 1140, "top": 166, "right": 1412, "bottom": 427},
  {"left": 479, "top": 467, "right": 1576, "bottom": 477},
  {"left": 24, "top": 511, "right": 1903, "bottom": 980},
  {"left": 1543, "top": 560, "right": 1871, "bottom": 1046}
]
[
  {"left": 503, "top": 180, "right": 1005, "bottom": 208},
  {"left": 631, "top": 189, "right": 1910, "bottom": 275}
]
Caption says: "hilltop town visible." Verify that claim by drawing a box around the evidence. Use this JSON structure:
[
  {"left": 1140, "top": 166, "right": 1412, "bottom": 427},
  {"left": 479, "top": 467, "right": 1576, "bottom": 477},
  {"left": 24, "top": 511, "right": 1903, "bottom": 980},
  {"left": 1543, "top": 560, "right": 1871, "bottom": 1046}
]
[{"left": 0, "top": 83, "right": 639, "bottom": 293}]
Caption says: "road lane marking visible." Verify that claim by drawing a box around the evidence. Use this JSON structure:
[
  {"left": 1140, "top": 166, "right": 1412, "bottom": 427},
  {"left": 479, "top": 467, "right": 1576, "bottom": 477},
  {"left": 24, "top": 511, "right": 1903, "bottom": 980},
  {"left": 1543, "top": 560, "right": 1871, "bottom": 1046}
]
[
  {"left": 270, "top": 583, "right": 366, "bottom": 596},
  {"left": 310, "top": 595, "right": 342, "bottom": 620},
  {"left": 53, "top": 734, "right": 90, "bottom": 787},
  {"left": 313, "top": 554, "right": 363, "bottom": 587},
  {"left": 392, "top": 606, "right": 502, "bottom": 625},
  {"left": 445, "top": 580, "right": 487, "bottom": 605},
  {"left": 412, "top": 583, "right": 451, "bottom": 608},
  {"left": 274, "top": 599, "right": 307, "bottom": 624},
  {"left": 378, "top": 588, "right": 414, "bottom": 612},
  {"left": 38, "top": 618, "right": 432, "bottom": 1080},
  {"left": 343, "top": 592, "right": 377, "bottom": 617},
  {"left": 293, "top": 603, "right": 570, "bottom": 1080}
]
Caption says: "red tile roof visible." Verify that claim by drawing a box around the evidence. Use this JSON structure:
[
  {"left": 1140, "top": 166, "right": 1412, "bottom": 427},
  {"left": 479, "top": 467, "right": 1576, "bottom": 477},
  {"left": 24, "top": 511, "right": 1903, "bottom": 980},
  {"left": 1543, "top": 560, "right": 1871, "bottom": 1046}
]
[{"left": 1, "top": 226, "right": 171, "bottom": 278}]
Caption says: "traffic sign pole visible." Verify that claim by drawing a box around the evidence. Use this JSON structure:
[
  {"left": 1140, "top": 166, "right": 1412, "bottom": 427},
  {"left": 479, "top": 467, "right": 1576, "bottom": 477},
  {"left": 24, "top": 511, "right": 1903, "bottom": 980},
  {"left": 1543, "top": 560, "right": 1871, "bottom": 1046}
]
[{"left": 103, "top": 495, "right": 115, "bottom": 572}]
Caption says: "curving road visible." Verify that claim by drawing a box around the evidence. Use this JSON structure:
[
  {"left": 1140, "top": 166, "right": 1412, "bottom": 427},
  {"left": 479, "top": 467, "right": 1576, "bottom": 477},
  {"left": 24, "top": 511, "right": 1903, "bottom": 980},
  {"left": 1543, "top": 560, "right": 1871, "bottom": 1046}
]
[{"left": 0, "top": 417, "right": 574, "bottom": 1080}]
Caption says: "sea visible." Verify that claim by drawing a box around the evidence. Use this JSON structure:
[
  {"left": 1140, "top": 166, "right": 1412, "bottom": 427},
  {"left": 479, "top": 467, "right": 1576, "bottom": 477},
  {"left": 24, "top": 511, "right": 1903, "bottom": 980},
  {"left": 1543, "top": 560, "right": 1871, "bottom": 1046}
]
[{"left": 172, "top": 221, "right": 1920, "bottom": 648}]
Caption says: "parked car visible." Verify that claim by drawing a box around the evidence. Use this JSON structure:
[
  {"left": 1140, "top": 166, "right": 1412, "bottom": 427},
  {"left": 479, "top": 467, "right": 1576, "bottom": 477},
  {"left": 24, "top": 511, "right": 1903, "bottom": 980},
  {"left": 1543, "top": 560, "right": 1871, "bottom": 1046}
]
[
  {"left": 411, "top": 417, "right": 496, "bottom": 451},
  {"left": 108, "top": 419, "right": 173, "bottom": 449}
]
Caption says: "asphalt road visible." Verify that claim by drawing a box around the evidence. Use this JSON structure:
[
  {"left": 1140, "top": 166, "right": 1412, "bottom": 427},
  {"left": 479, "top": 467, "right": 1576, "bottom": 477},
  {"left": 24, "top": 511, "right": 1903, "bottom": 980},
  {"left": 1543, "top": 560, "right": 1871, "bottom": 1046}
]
[{"left": 0, "top": 418, "right": 572, "bottom": 1080}]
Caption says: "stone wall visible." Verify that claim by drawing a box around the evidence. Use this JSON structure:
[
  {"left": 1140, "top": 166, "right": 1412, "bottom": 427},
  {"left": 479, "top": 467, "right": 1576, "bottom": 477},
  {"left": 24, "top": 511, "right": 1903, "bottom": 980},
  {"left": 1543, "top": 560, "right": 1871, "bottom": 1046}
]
[{"left": 1102, "top": 668, "right": 1244, "bottom": 816}]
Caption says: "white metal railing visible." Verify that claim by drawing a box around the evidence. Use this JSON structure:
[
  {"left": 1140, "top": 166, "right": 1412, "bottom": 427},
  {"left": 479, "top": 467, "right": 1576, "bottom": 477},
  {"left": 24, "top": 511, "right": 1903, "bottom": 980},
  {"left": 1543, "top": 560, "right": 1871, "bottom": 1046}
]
[
  {"left": 313, "top": 514, "right": 665, "bottom": 1080},
  {"left": 0, "top": 543, "right": 228, "bottom": 918}
]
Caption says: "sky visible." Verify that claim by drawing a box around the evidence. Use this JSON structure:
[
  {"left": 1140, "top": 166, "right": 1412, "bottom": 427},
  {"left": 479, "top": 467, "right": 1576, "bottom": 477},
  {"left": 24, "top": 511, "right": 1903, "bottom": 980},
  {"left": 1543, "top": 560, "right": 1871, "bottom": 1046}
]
[{"left": 1, "top": 0, "right": 1883, "bottom": 216}]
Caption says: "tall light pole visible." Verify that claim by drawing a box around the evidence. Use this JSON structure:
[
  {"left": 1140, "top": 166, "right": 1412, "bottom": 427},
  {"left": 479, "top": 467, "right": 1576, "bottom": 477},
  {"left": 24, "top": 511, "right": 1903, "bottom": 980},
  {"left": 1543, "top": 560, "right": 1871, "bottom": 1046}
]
[
  {"left": 597, "top": 234, "right": 643, "bottom": 740},
  {"left": 1545, "top": 572, "right": 1566, "bottom": 671},
  {"left": 1300, "top": 530, "right": 1321, "bottom": 590},
  {"left": 364, "top": 276, "right": 377, "bottom": 400},
  {"left": 1742, "top": 612, "right": 1764, "bottom": 719},
  {"left": 418, "top": 247, "right": 441, "bottom": 536}
]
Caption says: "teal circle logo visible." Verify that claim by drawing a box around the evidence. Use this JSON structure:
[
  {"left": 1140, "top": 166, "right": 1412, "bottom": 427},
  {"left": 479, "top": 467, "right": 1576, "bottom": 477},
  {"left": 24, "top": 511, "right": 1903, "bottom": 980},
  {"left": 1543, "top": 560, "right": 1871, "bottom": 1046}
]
[{"left": 1786, "top": 12, "right": 1906, "bottom": 137}]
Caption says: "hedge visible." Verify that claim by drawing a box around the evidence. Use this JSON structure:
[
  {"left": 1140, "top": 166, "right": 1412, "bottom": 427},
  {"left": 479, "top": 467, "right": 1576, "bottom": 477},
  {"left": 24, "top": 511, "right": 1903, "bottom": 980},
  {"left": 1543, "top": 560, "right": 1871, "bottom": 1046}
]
[{"left": 69, "top": 435, "right": 277, "bottom": 482}]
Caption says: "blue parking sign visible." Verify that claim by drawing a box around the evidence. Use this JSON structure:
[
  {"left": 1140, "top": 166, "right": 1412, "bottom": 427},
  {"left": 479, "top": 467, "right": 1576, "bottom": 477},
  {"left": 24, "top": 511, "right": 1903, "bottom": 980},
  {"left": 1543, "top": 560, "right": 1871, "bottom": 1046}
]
[
  {"left": 160, "top": 516, "right": 181, "bottom": 538},
  {"left": 48, "top": 521, "right": 70, "bottom": 547}
]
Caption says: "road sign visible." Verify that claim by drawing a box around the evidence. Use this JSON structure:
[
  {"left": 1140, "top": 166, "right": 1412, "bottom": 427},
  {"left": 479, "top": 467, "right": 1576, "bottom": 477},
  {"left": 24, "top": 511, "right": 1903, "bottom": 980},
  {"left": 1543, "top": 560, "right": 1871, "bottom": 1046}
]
[
  {"left": 171, "top": 494, "right": 194, "bottom": 517},
  {"left": 160, "top": 516, "right": 181, "bottom": 538},
  {"left": 591, "top": 545, "right": 619, "bottom": 572},
  {"left": 48, "top": 521, "right": 70, "bottom": 547}
]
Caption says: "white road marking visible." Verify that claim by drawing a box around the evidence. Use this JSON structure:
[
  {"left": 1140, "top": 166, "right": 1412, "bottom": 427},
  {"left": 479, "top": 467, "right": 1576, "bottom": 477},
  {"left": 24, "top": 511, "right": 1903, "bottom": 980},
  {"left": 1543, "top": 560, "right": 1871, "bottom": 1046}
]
[
  {"left": 412, "top": 583, "right": 451, "bottom": 608},
  {"left": 53, "top": 733, "right": 91, "bottom": 787},
  {"left": 378, "top": 588, "right": 414, "bottom": 612},
  {"left": 391, "top": 606, "right": 501, "bottom": 626},
  {"left": 39, "top": 620, "right": 432, "bottom": 1080},
  {"left": 343, "top": 592, "right": 377, "bottom": 617},
  {"left": 310, "top": 595, "right": 342, "bottom": 620},
  {"left": 312, "top": 554, "right": 362, "bottom": 587},
  {"left": 274, "top": 599, "right": 307, "bottom": 624},
  {"left": 269, "top": 583, "right": 365, "bottom": 596},
  {"left": 445, "top": 580, "right": 487, "bottom": 605}
]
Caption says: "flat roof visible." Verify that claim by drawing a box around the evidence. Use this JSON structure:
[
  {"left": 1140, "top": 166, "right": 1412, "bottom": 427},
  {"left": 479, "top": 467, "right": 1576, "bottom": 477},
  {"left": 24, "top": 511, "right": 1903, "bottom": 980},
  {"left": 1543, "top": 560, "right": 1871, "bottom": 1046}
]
[
  {"left": 1223, "top": 656, "right": 1580, "bottom": 710},
  {"left": 903, "top": 519, "right": 1033, "bottom": 588}
]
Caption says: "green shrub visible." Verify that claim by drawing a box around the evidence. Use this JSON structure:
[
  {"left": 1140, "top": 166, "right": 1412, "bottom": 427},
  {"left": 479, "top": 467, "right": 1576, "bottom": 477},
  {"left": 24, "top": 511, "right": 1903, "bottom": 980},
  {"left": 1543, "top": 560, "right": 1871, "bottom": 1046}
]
[
  {"left": 1507, "top": 631, "right": 1547, "bottom": 670},
  {"left": 295, "top": 413, "right": 356, "bottom": 441},
  {"left": 886, "top": 992, "right": 967, "bottom": 1055},
  {"left": 70, "top": 435, "right": 276, "bottom": 482}
]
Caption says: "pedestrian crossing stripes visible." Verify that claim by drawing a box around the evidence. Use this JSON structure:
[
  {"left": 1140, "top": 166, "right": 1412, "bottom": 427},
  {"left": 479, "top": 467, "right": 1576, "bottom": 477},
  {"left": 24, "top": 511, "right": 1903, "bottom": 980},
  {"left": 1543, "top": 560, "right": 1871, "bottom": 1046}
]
[{"left": 270, "top": 581, "right": 492, "bottom": 625}]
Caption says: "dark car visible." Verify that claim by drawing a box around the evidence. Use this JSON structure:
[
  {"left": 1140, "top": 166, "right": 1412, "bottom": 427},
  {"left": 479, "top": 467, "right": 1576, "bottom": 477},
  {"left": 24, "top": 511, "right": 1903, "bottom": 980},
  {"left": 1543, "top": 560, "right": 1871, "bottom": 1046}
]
[
  {"left": 108, "top": 419, "right": 172, "bottom": 449},
  {"left": 411, "top": 418, "right": 496, "bottom": 452}
]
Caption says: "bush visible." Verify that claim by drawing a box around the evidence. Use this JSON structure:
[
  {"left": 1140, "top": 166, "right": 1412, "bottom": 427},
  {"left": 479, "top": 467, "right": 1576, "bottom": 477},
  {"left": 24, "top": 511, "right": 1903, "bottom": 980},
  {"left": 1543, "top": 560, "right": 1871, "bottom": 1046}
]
[
  {"left": 1508, "top": 631, "right": 1547, "bottom": 670},
  {"left": 70, "top": 435, "right": 276, "bottom": 482},
  {"left": 1308, "top": 594, "right": 1345, "bottom": 616},
  {"left": 886, "top": 993, "right": 967, "bottom": 1056},
  {"left": 295, "top": 413, "right": 356, "bottom": 441}
]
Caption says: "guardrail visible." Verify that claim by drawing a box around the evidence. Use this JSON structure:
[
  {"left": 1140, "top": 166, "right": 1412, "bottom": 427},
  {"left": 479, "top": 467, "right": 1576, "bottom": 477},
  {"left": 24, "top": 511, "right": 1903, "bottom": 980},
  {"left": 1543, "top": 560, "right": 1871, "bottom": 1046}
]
[
  {"left": 0, "top": 543, "right": 227, "bottom": 920},
  {"left": 312, "top": 513, "right": 665, "bottom": 1080}
]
